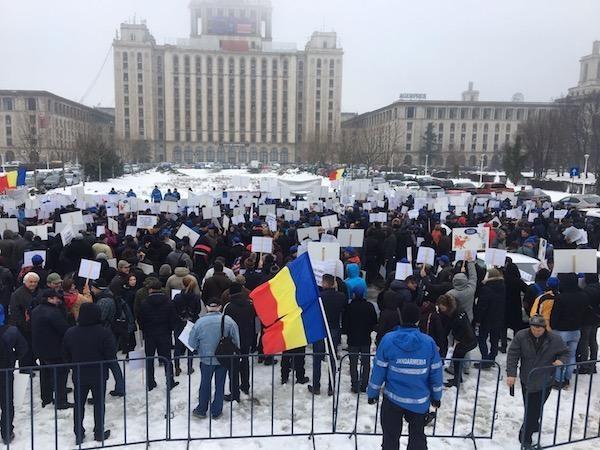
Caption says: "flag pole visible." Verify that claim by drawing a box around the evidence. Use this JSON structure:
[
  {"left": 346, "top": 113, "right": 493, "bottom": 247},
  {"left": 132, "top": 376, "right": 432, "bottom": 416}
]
[{"left": 318, "top": 296, "right": 337, "bottom": 391}]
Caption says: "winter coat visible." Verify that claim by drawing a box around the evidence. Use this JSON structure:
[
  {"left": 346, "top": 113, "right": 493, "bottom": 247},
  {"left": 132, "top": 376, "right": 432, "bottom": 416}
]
[
  {"left": 367, "top": 326, "right": 443, "bottom": 414},
  {"left": 151, "top": 188, "right": 162, "bottom": 202},
  {"left": 0, "top": 325, "right": 27, "bottom": 368},
  {"left": 376, "top": 296, "right": 401, "bottom": 346},
  {"left": 224, "top": 292, "right": 256, "bottom": 350},
  {"left": 8, "top": 285, "right": 38, "bottom": 333},
  {"left": 188, "top": 312, "right": 240, "bottom": 365},
  {"left": 343, "top": 297, "right": 378, "bottom": 347},
  {"left": 344, "top": 263, "right": 367, "bottom": 300},
  {"left": 138, "top": 292, "right": 177, "bottom": 339},
  {"left": 419, "top": 302, "right": 447, "bottom": 356},
  {"left": 474, "top": 277, "right": 506, "bottom": 329},
  {"left": 31, "top": 300, "right": 71, "bottom": 360},
  {"left": 63, "top": 289, "right": 93, "bottom": 321},
  {"left": 583, "top": 282, "right": 600, "bottom": 327},
  {"left": 109, "top": 272, "right": 129, "bottom": 298},
  {"left": 166, "top": 249, "right": 193, "bottom": 271},
  {"left": 550, "top": 274, "right": 589, "bottom": 332},
  {"left": 62, "top": 304, "right": 117, "bottom": 384},
  {"left": 447, "top": 310, "right": 476, "bottom": 348},
  {"left": 173, "top": 291, "right": 204, "bottom": 324},
  {"left": 504, "top": 261, "right": 528, "bottom": 331},
  {"left": 165, "top": 267, "right": 201, "bottom": 299},
  {"left": 320, "top": 287, "right": 347, "bottom": 330},
  {"left": 506, "top": 329, "right": 569, "bottom": 392},
  {"left": 202, "top": 272, "right": 232, "bottom": 302},
  {"left": 447, "top": 261, "right": 477, "bottom": 322},
  {"left": 94, "top": 289, "right": 116, "bottom": 328},
  {"left": 378, "top": 280, "right": 413, "bottom": 312},
  {"left": 0, "top": 267, "right": 14, "bottom": 309}
]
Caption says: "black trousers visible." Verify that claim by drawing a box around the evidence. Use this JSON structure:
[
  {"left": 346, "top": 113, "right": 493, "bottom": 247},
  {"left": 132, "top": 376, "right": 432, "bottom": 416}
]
[
  {"left": 144, "top": 335, "right": 174, "bottom": 387},
  {"left": 381, "top": 397, "right": 427, "bottom": 450},
  {"left": 228, "top": 345, "right": 251, "bottom": 398},
  {"left": 452, "top": 341, "right": 477, "bottom": 383},
  {"left": 19, "top": 330, "right": 35, "bottom": 370},
  {"left": 281, "top": 347, "right": 306, "bottom": 381},
  {"left": 520, "top": 383, "right": 551, "bottom": 445},
  {"left": 73, "top": 380, "right": 106, "bottom": 439},
  {"left": 0, "top": 372, "right": 14, "bottom": 440},
  {"left": 348, "top": 345, "right": 371, "bottom": 390},
  {"left": 40, "top": 358, "right": 68, "bottom": 405}
]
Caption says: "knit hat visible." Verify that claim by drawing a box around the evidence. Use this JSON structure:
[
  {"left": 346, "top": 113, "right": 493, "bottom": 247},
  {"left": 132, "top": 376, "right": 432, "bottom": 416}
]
[
  {"left": 529, "top": 314, "right": 546, "bottom": 327},
  {"left": 524, "top": 237, "right": 536, "bottom": 246},
  {"left": 437, "top": 255, "right": 450, "bottom": 266},
  {"left": 159, "top": 264, "right": 172, "bottom": 278},
  {"left": 546, "top": 277, "right": 559, "bottom": 290},
  {"left": 401, "top": 303, "right": 421, "bottom": 326},
  {"left": 118, "top": 260, "right": 131, "bottom": 270},
  {"left": 47, "top": 273, "right": 63, "bottom": 285},
  {"left": 31, "top": 254, "right": 44, "bottom": 266}
]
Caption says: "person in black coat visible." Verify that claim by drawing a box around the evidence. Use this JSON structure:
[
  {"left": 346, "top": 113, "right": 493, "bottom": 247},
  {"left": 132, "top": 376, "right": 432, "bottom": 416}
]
[
  {"left": 0, "top": 305, "right": 27, "bottom": 444},
  {"left": 419, "top": 300, "right": 447, "bottom": 356},
  {"left": 63, "top": 303, "right": 114, "bottom": 444},
  {"left": 343, "top": 285, "right": 378, "bottom": 393},
  {"left": 579, "top": 273, "right": 600, "bottom": 373},
  {"left": 224, "top": 283, "right": 256, "bottom": 399},
  {"left": 375, "top": 295, "right": 400, "bottom": 346},
  {"left": 173, "top": 276, "right": 203, "bottom": 376},
  {"left": 31, "top": 289, "right": 73, "bottom": 408},
  {"left": 437, "top": 294, "right": 477, "bottom": 388},
  {"left": 8, "top": 272, "right": 39, "bottom": 370},
  {"left": 474, "top": 269, "right": 506, "bottom": 368},
  {"left": 137, "top": 280, "right": 178, "bottom": 391},
  {"left": 309, "top": 274, "right": 347, "bottom": 395}
]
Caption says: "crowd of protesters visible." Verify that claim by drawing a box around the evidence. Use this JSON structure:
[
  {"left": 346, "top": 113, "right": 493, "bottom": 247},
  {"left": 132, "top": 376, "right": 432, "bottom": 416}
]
[{"left": 0, "top": 182, "right": 597, "bottom": 449}]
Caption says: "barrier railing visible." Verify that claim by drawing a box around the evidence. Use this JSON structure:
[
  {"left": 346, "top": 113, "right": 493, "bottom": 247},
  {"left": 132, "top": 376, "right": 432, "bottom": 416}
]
[
  {"left": 333, "top": 354, "right": 501, "bottom": 449},
  {"left": 1, "top": 354, "right": 596, "bottom": 449},
  {"left": 524, "top": 360, "right": 599, "bottom": 450}
]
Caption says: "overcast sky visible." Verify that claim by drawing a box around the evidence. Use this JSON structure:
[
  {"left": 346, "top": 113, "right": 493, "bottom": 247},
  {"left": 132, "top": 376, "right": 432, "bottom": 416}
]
[{"left": 1, "top": 0, "right": 598, "bottom": 113}]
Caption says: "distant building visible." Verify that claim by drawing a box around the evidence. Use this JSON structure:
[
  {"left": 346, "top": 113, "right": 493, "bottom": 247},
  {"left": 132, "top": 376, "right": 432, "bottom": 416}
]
[
  {"left": 341, "top": 112, "right": 358, "bottom": 122},
  {"left": 568, "top": 41, "right": 600, "bottom": 97},
  {"left": 0, "top": 90, "right": 114, "bottom": 164},
  {"left": 113, "top": 0, "right": 343, "bottom": 164}
]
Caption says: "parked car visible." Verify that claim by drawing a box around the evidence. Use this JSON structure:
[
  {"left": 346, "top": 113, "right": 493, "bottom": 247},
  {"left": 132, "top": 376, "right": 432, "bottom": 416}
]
[
  {"left": 476, "top": 251, "right": 540, "bottom": 284},
  {"left": 64, "top": 172, "right": 81, "bottom": 186},
  {"left": 432, "top": 178, "right": 454, "bottom": 189},
  {"left": 422, "top": 185, "right": 445, "bottom": 198},
  {"left": 452, "top": 181, "right": 478, "bottom": 193},
  {"left": 395, "top": 180, "right": 420, "bottom": 190},
  {"left": 477, "top": 182, "right": 514, "bottom": 194},
  {"left": 517, "top": 188, "right": 551, "bottom": 204},
  {"left": 553, "top": 194, "right": 600, "bottom": 210},
  {"left": 42, "top": 173, "right": 63, "bottom": 189}
]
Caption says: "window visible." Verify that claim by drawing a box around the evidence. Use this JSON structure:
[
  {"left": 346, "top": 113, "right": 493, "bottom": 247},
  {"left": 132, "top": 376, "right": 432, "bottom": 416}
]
[
  {"left": 426, "top": 107, "right": 434, "bottom": 119},
  {"left": 280, "top": 148, "right": 289, "bottom": 164},
  {"left": 406, "top": 107, "right": 415, "bottom": 119},
  {"left": 1, "top": 98, "right": 13, "bottom": 111},
  {"left": 260, "top": 148, "right": 268, "bottom": 163},
  {"left": 26, "top": 98, "right": 37, "bottom": 111},
  {"left": 173, "top": 146, "right": 182, "bottom": 163}
]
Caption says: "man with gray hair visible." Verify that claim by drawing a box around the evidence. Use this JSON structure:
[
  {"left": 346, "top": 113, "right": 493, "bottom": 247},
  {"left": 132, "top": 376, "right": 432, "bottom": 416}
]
[{"left": 9, "top": 272, "right": 40, "bottom": 370}]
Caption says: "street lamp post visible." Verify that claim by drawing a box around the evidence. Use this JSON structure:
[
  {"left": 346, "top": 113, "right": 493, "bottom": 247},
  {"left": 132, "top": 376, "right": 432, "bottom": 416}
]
[
  {"left": 425, "top": 154, "right": 429, "bottom": 176},
  {"left": 582, "top": 153, "right": 590, "bottom": 194},
  {"left": 479, "top": 154, "right": 485, "bottom": 185}
]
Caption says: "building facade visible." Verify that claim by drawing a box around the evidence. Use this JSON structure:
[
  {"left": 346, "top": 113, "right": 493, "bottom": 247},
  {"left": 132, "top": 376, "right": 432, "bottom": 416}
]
[
  {"left": 568, "top": 41, "right": 600, "bottom": 97},
  {"left": 113, "top": 0, "right": 343, "bottom": 164},
  {"left": 0, "top": 90, "right": 114, "bottom": 165}
]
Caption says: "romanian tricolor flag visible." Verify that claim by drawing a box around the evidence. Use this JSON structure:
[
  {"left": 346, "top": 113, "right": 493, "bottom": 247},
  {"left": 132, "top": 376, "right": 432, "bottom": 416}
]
[
  {"left": 328, "top": 168, "right": 344, "bottom": 181},
  {"left": 0, "top": 167, "right": 27, "bottom": 193},
  {"left": 250, "top": 252, "right": 326, "bottom": 354}
]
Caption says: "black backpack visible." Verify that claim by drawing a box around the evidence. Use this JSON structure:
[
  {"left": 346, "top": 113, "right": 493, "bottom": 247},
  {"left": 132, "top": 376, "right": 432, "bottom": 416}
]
[
  {"left": 214, "top": 305, "right": 240, "bottom": 368},
  {"left": 0, "top": 325, "right": 12, "bottom": 369}
]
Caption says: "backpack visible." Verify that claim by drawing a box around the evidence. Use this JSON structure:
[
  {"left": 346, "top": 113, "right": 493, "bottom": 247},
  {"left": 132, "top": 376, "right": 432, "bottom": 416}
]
[
  {"left": 0, "top": 325, "right": 12, "bottom": 369},
  {"left": 112, "top": 296, "right": 135, "bottom": 336},
  {"left": 530, "top": 291, "right": 555, "bottom": 329},
  {"left": 214, "top": 304, "right": 240, "bottom": 367}
]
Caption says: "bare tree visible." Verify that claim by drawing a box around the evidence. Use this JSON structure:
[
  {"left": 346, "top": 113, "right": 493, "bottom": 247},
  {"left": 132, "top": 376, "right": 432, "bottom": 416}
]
[
  {"left": 520, "top": 109, "right": 563, "bottom": 178},
  {"left": 339, "top": 123, "right": 403, "bottom": 172},
  {"left": 17, "top": 117, "right": 41, "bottom": 164}
]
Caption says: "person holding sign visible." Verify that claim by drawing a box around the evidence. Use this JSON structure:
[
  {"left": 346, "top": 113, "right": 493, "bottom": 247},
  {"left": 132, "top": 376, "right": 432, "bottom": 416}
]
[
  {"left": 447, "top": 256, "right": 478, "bottom": 322},
  {"left": 474, "top": 268, "right": 506, "bottom": 369},
  {"left": 173, "top": 276, "right": 204, "bottom": 377}
]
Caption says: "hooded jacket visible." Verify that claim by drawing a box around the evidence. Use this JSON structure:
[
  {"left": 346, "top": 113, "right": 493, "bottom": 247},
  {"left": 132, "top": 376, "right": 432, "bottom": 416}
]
[
  {"left": 551, "top": 273, "right": 590, "bottom": 331},
  {"left": 138, "top": 291, "right": 177, "bottom": 338},
  {"left": 367, "top": 326, "right": 443, "bottom": 414},
  {"left": 474, "top": 277, "right": 506, "bottom": 328},
  {"left": 344, "top": 263, "right": 367, "bottom": 301},
  {"left": 447, "top": 261, "right": 477, "bottom": 321},
  {"left": 165, "top": 267, "right": 201, "bottom": 298},
  {"left": 62, "top": 303, "right": 117, "bottom": 384},
  {"left": 376, "top": 295, "right": 401, "bottom": 346},
  {"left": 202, "top": 272, "right": 232, "bottom": 302},
  {"left": 343, "top": 296, "right": 378, "bottom": 346}
]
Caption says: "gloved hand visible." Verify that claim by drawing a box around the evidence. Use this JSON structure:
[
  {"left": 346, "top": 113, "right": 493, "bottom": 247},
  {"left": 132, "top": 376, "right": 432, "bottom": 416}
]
[
  {"left": 431, "top": 399, "right": 441, "bottom": 409},
  {"left": 367, "top": 397, "right": 378, "bottom": 405}
]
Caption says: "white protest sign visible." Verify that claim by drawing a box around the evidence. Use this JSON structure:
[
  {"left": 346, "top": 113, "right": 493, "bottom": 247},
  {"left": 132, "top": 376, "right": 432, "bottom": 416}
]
[
  {"left": 60, "top": 224, "right": 75, "bottom": 246},
  {"left": 297, "top": 227, "right": 320, "bottom": 243},
  {"left": 125, "top": 225, "right": 137, "bottom": 237},
  {"left": 484, "top": 248, "right": 507, "bottom": 267},
  {"left": 232, "top": 215, "right": 245, "bottom": 225},
  {"left": 416, "top": 247, "right": 435, "bottom": 266},
  {"left": 26, "top": 225, "right": 48, "bottom": 241},
  {"left": 312, "top": 260, "right": 338, "bottom": 286},
  {"left": 259, "top": 204, "right": 276, "bottom": 217},
  {"left": 284, "top": 210, "right": 300, "bottom": 222},
  {"left": 60, "top": 210, "right": 84, "bottom": 225},
  {"left": 320, "top": 214, "right": 339, "bottom": 230},
  {"left": 452, "top": 227, "right": 490, "bottom": 251},
  {"left": 222, "top": 215, "right": 230, "bottom": 233},
  {"left": 177, "top": 321, "right": 196, "bottom": 352},
  {"left": 96, "top": 225, "right": 106, "bottom": 237},
  {"left": 406, "top": 247, "right": 413, "bottom": 262},
  {"left": 307, "top": 242, "right": 340, "bottom": 262},
  {"left": 455, "top": 249, "right": 477, "bottom": 261},
  {"left": 554, "top": 210, "right": 568, "bottom": 220},
  {"left": 108, "top": 217, "right": 119, "bottom": 234},
  {"left": 528, "top": 212, "right": 539, "bottom": 223},
  {"left": 553, "top": 249, "right": 597, "bottom": 274},
  {"left": 0, "top": 219, "right": 18, "bottom": 233},
  {"left": 136, "top": 215, "right": 157, "bottom": 229},
  {"left": 23, "top": 250, "right": 46, "bottom": 268},
  {"left": 336, "top": 229, "right": 364, "bottom": 248},
  {"left": 538, "top": 238, "right": 548, "bottom": 262},
  {"left": 171, "top": 289, "right": 182, "bottom": 300},
  {"left": 175, "top": 224, "right": 201, "bottom": 246},
  {"left": 78, "top": 259, "right": 102, "bottom": 280},
  {"left": 395, "top": 262, "right": 413, "bottom": 281},
  {"left": 137, "top": 262, "right": 154, "bottom": 275},
  {"left": 266, "top": 214, "right": 277, "bottom": 233},
  {"left": 251, "top": 236, "right": 273, "bottom": 254},
  {"left": 106, "top": 205, "right": 118, "bottom": 217},
  {"left": 107, "top": 258, "right": 117, "bottom": 269}
]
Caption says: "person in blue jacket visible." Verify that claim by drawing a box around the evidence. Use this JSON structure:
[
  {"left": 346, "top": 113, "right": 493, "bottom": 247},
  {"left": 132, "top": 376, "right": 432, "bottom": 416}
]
[
  {"left": 151, "top": 185, "right": 162, "bottom": 203},
  {"left": 344, "top": 263, "right": 367, "bottom": 301},
  {"left": 126, "top": 189, "right": 136, "bottom": 198},
  {"left": 367, "top": 303, "right": 443, "bottom": 450}
]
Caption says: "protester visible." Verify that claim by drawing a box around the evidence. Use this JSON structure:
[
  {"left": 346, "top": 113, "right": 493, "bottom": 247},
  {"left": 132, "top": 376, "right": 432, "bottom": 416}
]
[
  {"left": 474, "top": 268, "right": 506, "bottom": 368},
  {"left": 506, "top": 315, "right": 569, "bottom": 448},
  {"left": 9, "top": 271, "right": 39, "bottom": 370},
  {"left": 172, "top": 275, "right": 204, "bottom": 376}
]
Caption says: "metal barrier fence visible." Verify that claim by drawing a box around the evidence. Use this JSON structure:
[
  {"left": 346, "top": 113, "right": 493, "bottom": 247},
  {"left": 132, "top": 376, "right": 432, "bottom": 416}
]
[
  {"left": 0, "top": 354, "right": 595, "bottom": 449},
  {"left": 333, "top": 354, "right": 501, "bottom": 449},
  {"left": 524, "top": 360, "right": 600, "bottom": 450}
]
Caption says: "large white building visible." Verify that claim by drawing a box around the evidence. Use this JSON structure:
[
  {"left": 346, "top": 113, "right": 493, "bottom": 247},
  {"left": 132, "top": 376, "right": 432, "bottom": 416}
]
[
  {"left": 569, "top": 41, "right": 600, "bottom": 97},
  {"left": 113, "top": 0, "right": 343, "bottom": 164}
]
